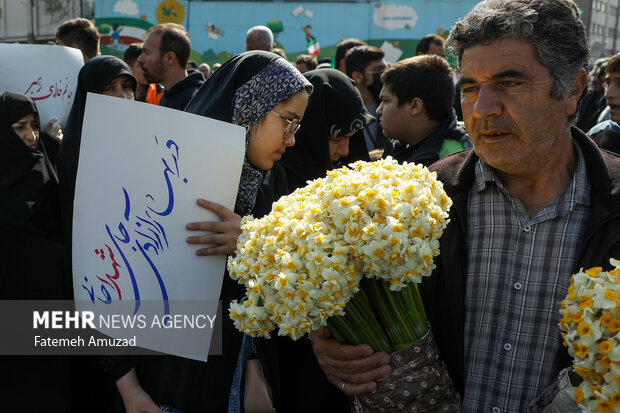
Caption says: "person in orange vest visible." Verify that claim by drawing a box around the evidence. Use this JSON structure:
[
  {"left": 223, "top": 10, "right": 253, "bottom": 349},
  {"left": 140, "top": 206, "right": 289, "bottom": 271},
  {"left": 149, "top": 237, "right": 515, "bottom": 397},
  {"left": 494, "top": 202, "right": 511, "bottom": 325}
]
[{"left": 123, "top": 42, "right": 163, "bottom": 105}]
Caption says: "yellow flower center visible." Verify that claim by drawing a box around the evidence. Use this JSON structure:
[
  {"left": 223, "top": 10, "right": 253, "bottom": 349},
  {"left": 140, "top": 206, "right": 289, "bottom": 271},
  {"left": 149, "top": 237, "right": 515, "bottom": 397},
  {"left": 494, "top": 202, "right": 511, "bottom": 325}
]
[
  {"left": 575, "top": 367, "right": 591, "bottom": 377},
  {"left": 574, "top": 388, "right": 585, "bottom": 403},
  {"left": 601, "top": 356, "right": 611, "bottom": 369},
  {"left": 577, "top": 321, "right": 592, "bottom": 336},
  {"left": 596, "top": 401, "right": 613, "bottom": 413},
  {"left": 579, "top": 296, "right": 593, "bottom": 310},
  {"left": 574, "top": 343, "right": 589, "bottom": 358},
  {"left": 599, "top": 340, "right": 612, "bottom": 354},
  {"left": 600, "top": 313, "right": 614, "bottom": 327}
]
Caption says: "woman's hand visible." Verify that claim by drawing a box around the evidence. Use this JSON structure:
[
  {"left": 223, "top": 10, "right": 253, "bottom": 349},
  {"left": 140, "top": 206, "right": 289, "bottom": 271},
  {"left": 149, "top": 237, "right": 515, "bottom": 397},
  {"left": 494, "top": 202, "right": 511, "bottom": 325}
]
[
  {"left": 45, "top": 117, "right": 63, "bottom": 142},
  {"left": 116, "top": 368, "right": 162, "bottom": 413},
  {"left": 310, "top": 327, "right": 392, "bottom": 395},
  {"left": 186, "top": 199, "right": 242, "bottom": 256}
]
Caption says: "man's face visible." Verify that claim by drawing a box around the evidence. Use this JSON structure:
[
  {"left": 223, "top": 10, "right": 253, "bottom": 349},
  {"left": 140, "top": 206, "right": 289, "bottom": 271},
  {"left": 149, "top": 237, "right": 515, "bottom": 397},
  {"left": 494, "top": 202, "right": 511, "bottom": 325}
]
[
  {"left": 605, "top": 72, "right": 620, "bottom": 123},
  {"left": 376, "top": 85, "right": 411, "bottom": 141},
  {"left": 199, "top": 66, "right": 210, "bottom": 79},
  {"left": 427, "top": 42, "right": 445, "bottom": 57},
  {"left": 362, "top": 58, "right": 387, "bottom": 88},
  {"left": 138, "top": 33, "right": 165, "bottom": 84},
  {"left": 459, "top": 37, "right": 576, "bottom": 176},
  {"left": 130, "top": 61, "right": 148, "bottom": 87}
]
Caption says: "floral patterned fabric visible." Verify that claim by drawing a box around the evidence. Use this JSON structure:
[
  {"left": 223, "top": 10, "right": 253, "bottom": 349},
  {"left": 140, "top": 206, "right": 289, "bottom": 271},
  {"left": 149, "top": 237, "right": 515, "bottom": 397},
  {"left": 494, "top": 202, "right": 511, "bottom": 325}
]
[{"left": 354, "top": 329, "right": 460, "bottom": 413}]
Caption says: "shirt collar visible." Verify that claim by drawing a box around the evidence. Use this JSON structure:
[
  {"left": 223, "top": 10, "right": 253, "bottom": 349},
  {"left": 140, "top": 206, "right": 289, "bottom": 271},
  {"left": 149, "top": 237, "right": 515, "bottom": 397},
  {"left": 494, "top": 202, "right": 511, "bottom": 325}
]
[{"left": 472, "top": 140, "right": 590, "bottom": 211}]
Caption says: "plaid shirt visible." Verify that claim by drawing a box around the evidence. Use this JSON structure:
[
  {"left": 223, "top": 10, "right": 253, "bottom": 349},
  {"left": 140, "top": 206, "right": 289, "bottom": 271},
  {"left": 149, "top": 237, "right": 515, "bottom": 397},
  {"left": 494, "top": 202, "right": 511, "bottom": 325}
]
[{"left": 462, "top": 144, "right": 590, "bottom": 413}]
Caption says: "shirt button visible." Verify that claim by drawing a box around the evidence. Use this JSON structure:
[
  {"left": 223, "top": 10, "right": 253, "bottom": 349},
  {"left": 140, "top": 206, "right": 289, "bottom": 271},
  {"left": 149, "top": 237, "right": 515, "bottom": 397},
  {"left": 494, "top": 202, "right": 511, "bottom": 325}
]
[
  {"left": 523, "top": 226, "right": 531, "bottom": 232},
  {"left": 504, "top": 343, "right": 512, "bottom": 351},
  {"left": 492, "top": 407, "right": 501, "bottom": 413},
  {"left": 232, "top": 389, "right": 238, "bottom": 396},
  {"left": 514, "top": 282, "right": 523, "bottom": 290}
]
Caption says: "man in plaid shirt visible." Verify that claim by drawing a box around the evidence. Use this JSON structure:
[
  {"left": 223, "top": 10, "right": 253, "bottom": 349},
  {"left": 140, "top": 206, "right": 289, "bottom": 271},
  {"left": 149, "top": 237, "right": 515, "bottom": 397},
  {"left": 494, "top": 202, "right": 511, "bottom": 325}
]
[{"left": 311, "top": 1, "right": 620, "bottom": 412}]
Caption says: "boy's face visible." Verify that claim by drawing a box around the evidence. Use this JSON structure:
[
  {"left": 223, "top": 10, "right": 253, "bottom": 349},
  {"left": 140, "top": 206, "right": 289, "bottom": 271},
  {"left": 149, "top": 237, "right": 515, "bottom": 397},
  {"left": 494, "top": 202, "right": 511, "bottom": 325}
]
[
  {"left": 376, "top": 84, "right": 413, "bottom": 143},
  {"left": 605, "top": 71, "right": 620, "bottom": 123}
]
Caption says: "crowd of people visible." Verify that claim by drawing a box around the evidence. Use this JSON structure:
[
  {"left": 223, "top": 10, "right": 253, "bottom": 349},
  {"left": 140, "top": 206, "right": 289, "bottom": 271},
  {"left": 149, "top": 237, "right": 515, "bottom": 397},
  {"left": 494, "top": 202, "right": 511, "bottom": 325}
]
[{"left": 3, "top": 0, "right": 620, "bottom": 411}]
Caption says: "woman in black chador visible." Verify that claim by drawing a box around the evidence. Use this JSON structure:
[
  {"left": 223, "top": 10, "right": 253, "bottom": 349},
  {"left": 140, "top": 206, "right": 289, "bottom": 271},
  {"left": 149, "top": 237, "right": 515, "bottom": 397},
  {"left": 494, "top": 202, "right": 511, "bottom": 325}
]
[{"left": 0, "top": 91, "right": 73, "bottom": 410}]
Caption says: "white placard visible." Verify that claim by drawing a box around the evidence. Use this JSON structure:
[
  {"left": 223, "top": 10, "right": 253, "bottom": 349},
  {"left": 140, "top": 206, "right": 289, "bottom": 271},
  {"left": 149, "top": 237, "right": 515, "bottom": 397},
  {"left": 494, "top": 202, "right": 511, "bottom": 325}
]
[
  {"left": 380, "top": 40, "right": 403, "bottom": 64},
  {"left": 0, "top": 44, "right": 83, "bottom": 128},
  {"left": 72, "top": 93, "right": 245, "bottom": 361}
]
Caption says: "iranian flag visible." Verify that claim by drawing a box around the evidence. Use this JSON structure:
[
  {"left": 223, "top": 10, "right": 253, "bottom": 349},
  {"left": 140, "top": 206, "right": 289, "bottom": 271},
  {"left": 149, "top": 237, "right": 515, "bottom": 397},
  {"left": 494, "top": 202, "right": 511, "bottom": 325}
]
[{"left": 307, "top": 37, "right": 320, "bottom": 57}]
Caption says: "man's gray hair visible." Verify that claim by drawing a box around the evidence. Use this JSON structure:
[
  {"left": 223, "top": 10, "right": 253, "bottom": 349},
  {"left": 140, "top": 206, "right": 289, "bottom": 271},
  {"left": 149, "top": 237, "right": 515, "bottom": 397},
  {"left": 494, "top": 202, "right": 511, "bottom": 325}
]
[
  {"left": 245, "top": 25, "right": 274, "bottom": 51},
  {"left": 447, "top": 0, "right": 589, "bottom": 100}
]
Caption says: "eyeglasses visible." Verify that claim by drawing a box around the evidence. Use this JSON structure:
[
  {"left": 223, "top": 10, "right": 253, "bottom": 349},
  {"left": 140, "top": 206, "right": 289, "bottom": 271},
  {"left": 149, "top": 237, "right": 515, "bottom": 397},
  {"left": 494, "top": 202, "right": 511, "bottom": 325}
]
[{"left": 270, "top": 110, "right": 301, "bottom": 136}]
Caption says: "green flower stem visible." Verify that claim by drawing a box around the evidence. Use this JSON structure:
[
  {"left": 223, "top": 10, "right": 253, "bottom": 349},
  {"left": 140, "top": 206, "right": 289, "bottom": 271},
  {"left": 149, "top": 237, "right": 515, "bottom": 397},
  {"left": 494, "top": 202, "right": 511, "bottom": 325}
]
[
  {"left": 327, "top": 293, "right": 391, "bottom": 353},
  {"left": 326, "top": 277, "right": 428, "bottom": 354},
  {"left": 387, "top": 281, "right": 427, "bottom": 341},
  {"left": 327, "top": 315, "right": 361, "bottom": 344},
  {"left": 352, "top": 288, "right": 387, "bottom": 338},
  {"left": 379, "top": 279, "right": 417, "bottom": 341},
  {"left": 366, "top": 279, "right": 407, "bottom": 346},
  {"left": 409, "top": 283, "right": 429, "bottom": 338},
  {"left": 347, "top": 291, "right": 391, "bottom": 353},
  {"left": 326, "top": 320, "right": 348, "bottom": 344}
]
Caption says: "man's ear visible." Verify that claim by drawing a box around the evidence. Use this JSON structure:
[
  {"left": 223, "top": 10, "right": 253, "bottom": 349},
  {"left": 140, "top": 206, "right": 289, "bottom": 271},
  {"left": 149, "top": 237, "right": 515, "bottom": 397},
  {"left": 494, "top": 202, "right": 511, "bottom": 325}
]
[
  {"left": 565, "top": 68, "right": 587, "bottom": 117},
  {"left": 163, "top": 51, "right": 177, "bottom": 67},
  {"left": 409, "top": 97, "right": 424, "bottom": 117},
  {"left": 351, "top": 71, "right": 364, "bottom": 85}
]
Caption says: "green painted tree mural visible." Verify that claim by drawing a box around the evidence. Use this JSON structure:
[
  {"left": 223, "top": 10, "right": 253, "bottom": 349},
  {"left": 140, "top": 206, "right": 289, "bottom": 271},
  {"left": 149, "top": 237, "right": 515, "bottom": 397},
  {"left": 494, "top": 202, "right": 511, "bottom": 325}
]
[
  {"left": 217, "top": 51, "right": 232, "bottom": 61},
  {"left": 267, "top": 19, "right": 284, "bottom": 41},
  {"left": 189, "top": 50, "right": 202, "bottom": 64},
  {"left": 202, "top": 49, "right": 217, "bottom": 62}
]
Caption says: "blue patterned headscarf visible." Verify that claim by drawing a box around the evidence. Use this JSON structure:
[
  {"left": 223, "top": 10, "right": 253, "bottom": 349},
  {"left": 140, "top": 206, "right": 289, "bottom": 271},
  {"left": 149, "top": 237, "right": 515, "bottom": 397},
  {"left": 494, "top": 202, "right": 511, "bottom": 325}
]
[{"left": 185, "top": 51, "right": 312, "bottom": 215}]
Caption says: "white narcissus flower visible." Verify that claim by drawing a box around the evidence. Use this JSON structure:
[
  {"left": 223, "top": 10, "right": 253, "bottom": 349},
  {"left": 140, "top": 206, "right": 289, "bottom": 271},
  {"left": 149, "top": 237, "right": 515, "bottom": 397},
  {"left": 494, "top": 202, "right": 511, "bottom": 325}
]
[
  {"left": 559, "top": 259, "right": 620, "bottom": 412},
  {"left": 228, "top": 158, "right": 452, "bottom": 339}
]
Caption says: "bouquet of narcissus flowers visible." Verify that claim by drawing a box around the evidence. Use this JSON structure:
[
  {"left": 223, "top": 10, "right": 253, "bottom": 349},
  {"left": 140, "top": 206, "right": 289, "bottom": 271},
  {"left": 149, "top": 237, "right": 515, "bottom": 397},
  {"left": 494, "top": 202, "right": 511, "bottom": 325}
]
[
  {"left": 228, "top": 158, "right": 460, "bottom": 412},
  {"left": 559, "top": 260, "right": 620, "bottom": 413},
  {"left": 227, "top": 158, "right": 450, "bottom": 342}
]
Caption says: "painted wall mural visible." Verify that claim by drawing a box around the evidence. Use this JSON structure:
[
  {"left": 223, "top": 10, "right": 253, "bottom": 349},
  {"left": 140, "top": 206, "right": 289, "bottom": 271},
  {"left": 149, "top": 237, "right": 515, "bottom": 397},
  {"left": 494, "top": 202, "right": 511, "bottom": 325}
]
[{"left": 93, "top": 0, "right": 479, "bottom": 66}]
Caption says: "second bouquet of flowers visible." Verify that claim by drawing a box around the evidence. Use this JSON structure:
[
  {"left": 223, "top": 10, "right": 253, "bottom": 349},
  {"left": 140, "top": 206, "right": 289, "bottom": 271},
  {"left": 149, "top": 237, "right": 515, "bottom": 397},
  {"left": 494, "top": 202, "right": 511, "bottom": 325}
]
[
  {"left": 559, "top": 261, "right": 620, "bottom": 412},
  {"left": 228, "top": 157, "right": 460, "bottom": 411}
]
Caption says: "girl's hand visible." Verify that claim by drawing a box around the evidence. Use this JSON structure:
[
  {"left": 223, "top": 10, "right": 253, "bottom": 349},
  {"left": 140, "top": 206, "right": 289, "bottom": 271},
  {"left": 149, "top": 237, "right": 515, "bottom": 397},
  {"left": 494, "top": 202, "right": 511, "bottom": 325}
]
[{"left": 186, "top": 199, "right": 242, "bottom": 256}]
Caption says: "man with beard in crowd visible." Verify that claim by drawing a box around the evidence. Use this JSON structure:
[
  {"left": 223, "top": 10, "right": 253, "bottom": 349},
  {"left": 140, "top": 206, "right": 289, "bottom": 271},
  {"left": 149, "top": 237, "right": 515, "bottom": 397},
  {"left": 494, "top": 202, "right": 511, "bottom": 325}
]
[{"left": 138, "top": 23, "right": 204, "bottom": 110}]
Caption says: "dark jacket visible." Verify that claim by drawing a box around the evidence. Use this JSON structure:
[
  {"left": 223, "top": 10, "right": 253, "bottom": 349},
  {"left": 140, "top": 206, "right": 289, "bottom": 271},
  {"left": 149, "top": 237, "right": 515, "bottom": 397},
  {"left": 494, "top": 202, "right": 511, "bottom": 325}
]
[
  {"left": 159, "top": 71, "right": 204, "bottom": 111},
  {"left": 421, "top": 127, "right": 620, "bottom": 396},
  {"left": 382, "top": 113, "right": 469, "bottom": 167},
  {"left": 589, "top": 121, "right": 620, "bottom": 155},
  {"left": 577, "top": 90, "right": 607, "bottom": 133}
]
